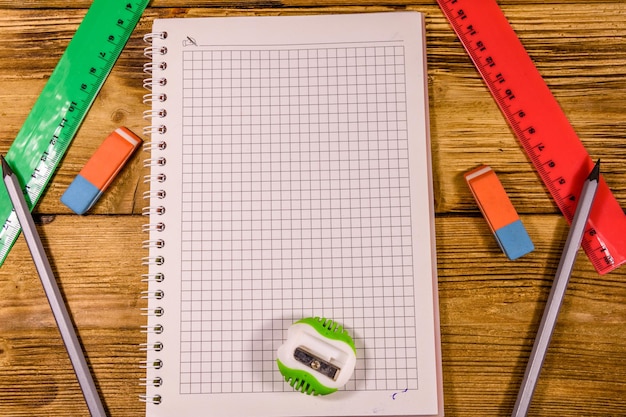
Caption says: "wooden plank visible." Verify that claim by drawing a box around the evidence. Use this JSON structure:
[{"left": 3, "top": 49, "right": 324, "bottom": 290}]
[
  {"left": 0, "top": 0, "right": 621, "bottom": 8},
  {"left": 0, "top": 215, "right": 146, "bottom": 416},
  {"left": 438, "top": 214, "right": 626, "bottom": 415},
  {"left": 0, "top": 215, "right": 624, "bottom": 415},
  {"left": 1, "top": 5, "right": 625, "bottom": 215}
]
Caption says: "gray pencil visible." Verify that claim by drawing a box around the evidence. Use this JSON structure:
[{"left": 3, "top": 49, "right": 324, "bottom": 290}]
[
  {"left": 512, "top": 159, "right": 601, "bottom": 417},
  {"left": 1, "top": 156, "right": 106, "bottom": 417}
]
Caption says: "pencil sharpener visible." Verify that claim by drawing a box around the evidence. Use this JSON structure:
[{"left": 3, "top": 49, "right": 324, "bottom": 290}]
[{"left": 276, "top": 317, "right": 357, "bottom": 395}]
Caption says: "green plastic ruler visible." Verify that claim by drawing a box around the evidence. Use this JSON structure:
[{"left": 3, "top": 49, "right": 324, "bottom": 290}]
[{"left": 0, "top": 0, "right": 149, "bottom": 265}]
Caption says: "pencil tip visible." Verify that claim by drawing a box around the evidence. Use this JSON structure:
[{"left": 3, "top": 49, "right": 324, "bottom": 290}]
[
  {"left": 588, "top": 159, "right": 600, "bottom": 182},
  {"left": 0, "top": 155, "right": 10, "bottom": 178}
]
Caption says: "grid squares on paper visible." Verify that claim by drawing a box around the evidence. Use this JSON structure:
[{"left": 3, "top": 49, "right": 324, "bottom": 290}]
[{"left": 179, "top": 44, "right": 418, "bottom": 394}]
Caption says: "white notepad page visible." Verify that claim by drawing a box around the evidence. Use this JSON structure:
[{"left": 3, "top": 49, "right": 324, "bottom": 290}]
[{"left": 144, "top": 12, "right": 442, "bottom": 417}]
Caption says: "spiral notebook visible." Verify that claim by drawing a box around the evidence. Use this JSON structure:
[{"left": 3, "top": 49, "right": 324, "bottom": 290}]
[{"left": 142, "top": 12, "right": 442, "bottom": 417}]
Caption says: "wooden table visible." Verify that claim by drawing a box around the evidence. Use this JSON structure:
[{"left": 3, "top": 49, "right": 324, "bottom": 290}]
[{"left": 1, "top": 1, "right": 625, "bottom": 416}]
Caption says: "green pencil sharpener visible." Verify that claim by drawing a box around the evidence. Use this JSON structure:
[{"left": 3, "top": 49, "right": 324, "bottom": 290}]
[{"left": 276, "top": 317, "right": 357, "bottom": 395}]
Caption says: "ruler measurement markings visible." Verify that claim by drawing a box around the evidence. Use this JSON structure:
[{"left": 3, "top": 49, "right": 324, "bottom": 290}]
[
  {"left": 0, "top": 0, "right": 148, "bottom": 265},
  {"left": 449, "top": 2, "right": 571, "bottom": 204},
  {"left": 465, "top": 11, "right": 571, "bottom": 210},
  {"left": 463, "top": 9, "right": 568, "bottom": 200},
  {"left": 438, "top": 0, "right": 626, "bottom": 274}
]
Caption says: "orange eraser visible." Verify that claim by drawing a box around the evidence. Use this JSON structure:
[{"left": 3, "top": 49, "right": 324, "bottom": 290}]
[
  {"left": 80, "top": 127, "right": 142, "bottom": 190},
  {"left": 465, "top": 165, "right": 534, "bottom": 260},
  {"left": 61, "top": 127, "right": 142, "bottom": 214}
]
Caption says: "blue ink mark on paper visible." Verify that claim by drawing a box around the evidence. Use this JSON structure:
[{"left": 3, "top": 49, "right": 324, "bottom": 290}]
[{"left": 391, "top": 388, "right": 409, "bottom": 400}]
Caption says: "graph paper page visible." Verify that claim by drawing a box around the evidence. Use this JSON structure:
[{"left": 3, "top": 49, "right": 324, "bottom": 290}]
[{"left": 145, "top": 12, "right": 442, "bottom": 417}]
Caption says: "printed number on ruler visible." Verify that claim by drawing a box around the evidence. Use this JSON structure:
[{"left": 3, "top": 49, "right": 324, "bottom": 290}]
[
  {"left": 437, "top": 0, "right": 626, "bottom": 274},
  {"left": 0, "top": 0, "right": 149, "bottom": 266}
]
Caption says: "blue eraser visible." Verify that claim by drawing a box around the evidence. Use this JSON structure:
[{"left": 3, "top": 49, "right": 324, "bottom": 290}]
[
  {"left": 61, "top": 174, "right": 102, "bottom": 215},
  {"left": 494, "top": 219, "right": 535, "bottom": 260}
]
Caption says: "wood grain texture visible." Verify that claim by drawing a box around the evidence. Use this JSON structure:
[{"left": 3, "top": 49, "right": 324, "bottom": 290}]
[
  {"left": 0, "top": 216, "right": 146, "bottom": 416},
  {"left": 0, "top": 2, "right": 625, "bottom": 416}
]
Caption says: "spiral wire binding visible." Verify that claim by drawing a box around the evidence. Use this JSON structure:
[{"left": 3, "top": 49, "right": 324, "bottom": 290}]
[
  {"left": 139, "top": 341, "right": 164, "bottom": 352},
  {"left": 141, "top": 272, "right": 165, "bottom": 283},
  {"left": 141, "top": 30, "right": 168, "bottom": 407}
]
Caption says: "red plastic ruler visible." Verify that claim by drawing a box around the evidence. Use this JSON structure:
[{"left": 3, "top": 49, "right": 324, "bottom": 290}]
[{"left": 437, "top": 0, "right": 626, "bottom": 274}]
